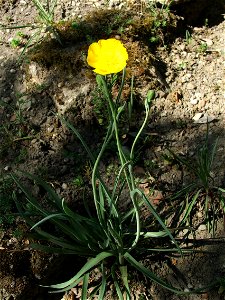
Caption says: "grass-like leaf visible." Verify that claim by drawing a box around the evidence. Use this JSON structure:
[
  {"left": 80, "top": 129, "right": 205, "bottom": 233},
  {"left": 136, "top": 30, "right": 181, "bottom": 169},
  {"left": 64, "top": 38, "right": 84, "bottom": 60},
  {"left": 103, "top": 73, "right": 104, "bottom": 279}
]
[
  {"left": 179, "top": 189, "right": 202, "bottom": 226},
  {"left": 120, "top": 265, "right": 131, "bottom": 299},
  {"left": 111, "top": 265, "right": 124, "bottom": 300},
  {"left": 47, "top": 251, "right": 113, "bottom": 289},
  {"left": 81, "top": 272, "right": 89, "bottom": 300},
  {"left": 30, "top": 213, "right": 64, "bottom": 230},
  {"left": 131, "top": 188, "right": 182, "bottom": 255},
  {"left": 98, "top": 263, "right": 107, "bottom": 299},
  {"left": 33, "top": 0, "right": 54, "bottom": 24},
  {"left": 124, "top": 252, "right": 184, "bottom": 294}
]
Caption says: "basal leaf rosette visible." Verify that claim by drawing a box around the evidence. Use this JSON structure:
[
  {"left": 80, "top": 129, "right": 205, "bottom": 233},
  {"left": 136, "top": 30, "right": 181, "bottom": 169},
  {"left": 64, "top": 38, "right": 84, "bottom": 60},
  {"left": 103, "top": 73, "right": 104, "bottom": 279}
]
[{"left": 87, "top": 38, "right": 128, "bottom": 75}]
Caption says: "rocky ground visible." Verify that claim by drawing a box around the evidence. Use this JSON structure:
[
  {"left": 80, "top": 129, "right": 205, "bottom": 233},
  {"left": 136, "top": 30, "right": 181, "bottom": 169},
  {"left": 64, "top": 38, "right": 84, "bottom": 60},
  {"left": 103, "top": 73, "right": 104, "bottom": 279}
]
[{"left": 0, "top": 0, "right": 225, "bottom": 299}]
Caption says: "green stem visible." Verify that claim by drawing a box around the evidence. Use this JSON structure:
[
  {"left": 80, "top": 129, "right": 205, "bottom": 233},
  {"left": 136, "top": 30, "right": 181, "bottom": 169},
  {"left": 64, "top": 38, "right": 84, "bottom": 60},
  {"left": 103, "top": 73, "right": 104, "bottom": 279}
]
[
  {"left": 91, "top": 122, "right": 114, "bottom": 222},
  {"left": 130, "top": 98, "right": 150, "bottom": 161},
  {"left": 116, "top": 68, "right": 126, "bottom": 106},
  {"left": 99, "top": 75, "right": 127, "bottom": 169},
  {"left": 128, "top": 75, "right": 134, "bottom": 124},
  {"left": 99, "top": 73, "right": 141, "bottom": 250}
]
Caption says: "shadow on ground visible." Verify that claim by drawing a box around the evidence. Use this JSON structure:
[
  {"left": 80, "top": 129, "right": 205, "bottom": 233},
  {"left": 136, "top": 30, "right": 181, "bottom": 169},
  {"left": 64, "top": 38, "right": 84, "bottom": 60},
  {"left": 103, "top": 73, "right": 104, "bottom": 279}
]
[{"left": 0, "top": 3, "right": 225, "bottom": 299}]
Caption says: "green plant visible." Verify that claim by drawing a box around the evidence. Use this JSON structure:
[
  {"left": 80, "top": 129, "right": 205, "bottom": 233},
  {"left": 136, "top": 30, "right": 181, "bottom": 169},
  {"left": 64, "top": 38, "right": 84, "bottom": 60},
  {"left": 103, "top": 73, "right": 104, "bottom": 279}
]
[
  {"left": 185, "top": 29, "right": 192, "bottom": 44},
  {"left": 204, "top": 18, "right": 209, "bottom": 27},
  {"left": 72, "top": 175, "right": 84, "bottom": 187},
  {"left": 10, "top": 31, "right": 29, "bottom": 48},
  {"left": 17, "top": 31, "right": 27, "bottom": 38},
  {"left": 91, "top": 85, "right": 109, "bottom": 125},
  {"left": 11, "top": 64, "right": 189, "bottom": 298},
  {"left": 177, "top": 62, "right": 187, "bottom": 71},
  {"left": 147, "top": 0, "right": 172, "bottom": 45},
  {"left": 169, "top": 128, "right": 225, "bottom": 235},
  {"left": 10, "top": 38, "right": 21, "bottom": 48},
  {"left": 12, "top": 36, "right": 216, "bottom": 298},
  {"left": 198, "top": 42, "right": 208, "bottom": 53},
  {"left": 1, "top": 0, "right": 61, "bottom": 61}
]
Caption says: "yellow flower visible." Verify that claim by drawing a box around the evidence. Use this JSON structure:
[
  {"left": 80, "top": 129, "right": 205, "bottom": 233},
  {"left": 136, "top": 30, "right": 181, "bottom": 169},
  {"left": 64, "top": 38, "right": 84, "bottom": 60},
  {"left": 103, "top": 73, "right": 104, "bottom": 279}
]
[{"left": 87, "top": 38, "right": 128, "bottom": 75}]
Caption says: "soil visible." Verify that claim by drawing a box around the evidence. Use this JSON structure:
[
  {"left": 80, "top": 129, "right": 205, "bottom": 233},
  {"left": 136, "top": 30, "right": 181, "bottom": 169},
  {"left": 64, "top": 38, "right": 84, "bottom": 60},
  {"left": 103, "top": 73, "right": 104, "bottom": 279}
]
[{"left": 0, "top": 0, "right": 225, "bottom": 299}]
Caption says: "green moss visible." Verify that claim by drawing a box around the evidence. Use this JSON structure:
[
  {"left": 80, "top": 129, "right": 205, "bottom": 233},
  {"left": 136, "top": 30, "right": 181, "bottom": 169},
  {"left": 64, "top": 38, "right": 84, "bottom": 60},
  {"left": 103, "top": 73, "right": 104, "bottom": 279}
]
[{"left": 27, "top": 7, "right": 177, "bottom": 71}]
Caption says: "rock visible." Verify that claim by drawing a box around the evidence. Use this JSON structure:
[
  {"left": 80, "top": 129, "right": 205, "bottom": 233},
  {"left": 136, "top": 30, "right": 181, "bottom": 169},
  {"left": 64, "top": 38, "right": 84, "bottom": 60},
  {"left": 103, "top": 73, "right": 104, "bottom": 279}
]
[
  {"left": 190, "top": 97, "right": 198, "bottom": 105},
  {"left": 192, "top": 112, "right": 203, "bottom": 121},
  {"left": 62, "top": 183, "right": 68, "bottom": 189},
  {"left": 194, "top": 113, "right": 216, "bottom": 124},
  {"left": 198, "top": 224, "right": 207, "bottom": 231}
]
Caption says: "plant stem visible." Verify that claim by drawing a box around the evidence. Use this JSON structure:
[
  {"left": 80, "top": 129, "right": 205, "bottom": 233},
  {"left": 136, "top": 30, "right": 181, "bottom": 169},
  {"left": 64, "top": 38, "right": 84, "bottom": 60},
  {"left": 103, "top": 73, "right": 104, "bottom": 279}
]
[{"left": 99, "top": 73, "right": 141, "bottom": 250}]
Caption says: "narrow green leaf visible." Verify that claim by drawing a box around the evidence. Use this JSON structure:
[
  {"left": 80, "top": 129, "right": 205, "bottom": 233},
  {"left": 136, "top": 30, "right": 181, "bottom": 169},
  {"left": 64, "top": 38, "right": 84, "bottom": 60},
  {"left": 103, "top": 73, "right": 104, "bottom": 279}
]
[
  {"left": 98, "top": 182, "right": 106, "bottom": 221},
  {"left": 48, "top": 277, "right": 84, "bottom": 294},
  {"left": 46, "top": 252, "right": 113, "bottom": 289},
  {"left": 180, "top": 189, "right": 201, "bottom": 226},
  {"left": 89, "top": 283, "right": 102, "bottom": 298},
  {"left": 99, "top": 181, "right": 119, "bottom": 220},
  {"left": 33, "top": 0, "right": 53, "bottom": 23},
  {"left": 11, "top": 173, "right": 49, "bottom": 216},
  {"left": 31, "top": 229, "right": 94, "bottom": 255},
  {"left": 81, "top": 273, "right": 89, "bottom": 300},
  {"left": 59, "top": 116, "right": 95, "bottom": 163},
  {"left": 124, "top": 252, "right": 184, "bottom": 294},
  {"left": 120, "top": 265, "right": 131, "bottom": 300},
  {"left": 18, "top": 29, "right": 42, "bottom": 63},
  {"left": 111, "top": 161, "right": 130, "bottom": 202},
  {"left": 12, "top": 192, "right": 35, "bottom": 226},
  {"left": 111, "top": 265, "right": 124, "bottom": 300},
  {"left": 107, "top": 220, "right": 123, "bottom": 248},
  {"left": 141, "top": 230, "right": 170, "bottom": 238},
  {"left": 130, "top": 96, "right": 150, "bottom": 160},
  {"left": 116, "top": 68, "right": 126, "bottom": 105},
  {"left": 126, "top": 189, "right": 141, "bottom": 250},
  {"left": 30, "top": 213, "right": 64, "bottom": 230},
  {"left": 98, "top": 263, "right": 107, "bottom": 300},
  {"left": 131, "top": 188, "right": 182, "bottom": 255},
  {"left": 21, "top": 171, "right": 63, "bottom": 209},
  {"left": 62, "top": 199, "right": 103, "bottom": 243}
]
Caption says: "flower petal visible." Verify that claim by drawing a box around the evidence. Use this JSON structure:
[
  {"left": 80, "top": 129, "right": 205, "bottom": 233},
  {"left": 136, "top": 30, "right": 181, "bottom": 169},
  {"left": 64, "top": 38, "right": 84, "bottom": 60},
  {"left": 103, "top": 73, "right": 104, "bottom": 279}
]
[{"left": 87, "top": 38, "right": 128, "bottom": 75}]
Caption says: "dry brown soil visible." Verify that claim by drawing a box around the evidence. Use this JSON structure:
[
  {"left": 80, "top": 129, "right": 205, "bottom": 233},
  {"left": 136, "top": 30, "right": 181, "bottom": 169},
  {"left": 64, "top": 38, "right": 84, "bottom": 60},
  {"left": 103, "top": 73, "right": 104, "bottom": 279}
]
[{"left": 0, "top": 0, "right": 225, "bottom": 299}]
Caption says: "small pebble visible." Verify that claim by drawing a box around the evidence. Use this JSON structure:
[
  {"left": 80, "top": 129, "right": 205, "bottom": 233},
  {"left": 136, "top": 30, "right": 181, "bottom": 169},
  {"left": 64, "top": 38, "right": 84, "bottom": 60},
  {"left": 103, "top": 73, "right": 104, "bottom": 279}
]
[
  {"left": 62, "top": 183, "right": 68, "bottom": 190},
  {"left": 198, "top": 99, "right": 206, "bottom": 108},
  {"left": 192, "top": 112, "right": 203, "bottom": 121},
  {"left": 190, "top": 97, "right": 198, "bottom": 105},
  {"left": 198, "top": 224, "right": 206, "bottom": 231},
  {"left": 186, "top": 82, "right": 196, "bottom": 90},
  {"left": 197, "top": 211, "right": 203, "bottom": 218},
  {"left": 47, "top": 125, "right": 54, "bottom": 133},
  {"left": 57, "top": 82, "right": 64, "bottom": 88}
]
